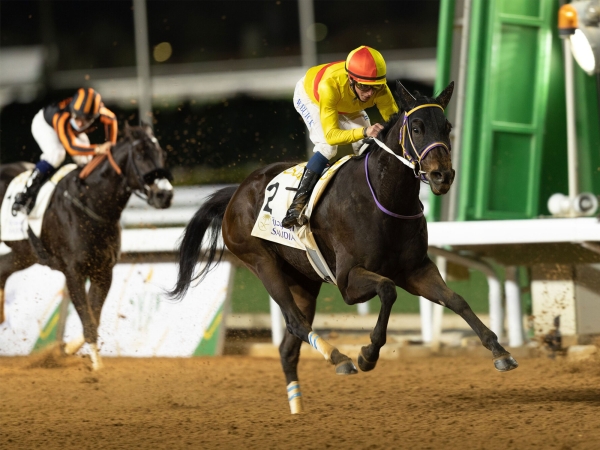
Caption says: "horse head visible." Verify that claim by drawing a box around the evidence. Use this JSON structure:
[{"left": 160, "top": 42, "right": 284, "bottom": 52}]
[
  {"left": 396, "top": 81, "right": 455, "bottom": 195},
  {"left": 122, "top": 122, "right": 174, "bottom": 209}
]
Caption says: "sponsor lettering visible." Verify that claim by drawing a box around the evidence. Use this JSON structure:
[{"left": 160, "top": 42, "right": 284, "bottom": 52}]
[
  {"left": 296, "top": 99, "right": 315, "bottom": 128},
  {"left": 270, "top": 218, "right": 296, "bottom": 242}
]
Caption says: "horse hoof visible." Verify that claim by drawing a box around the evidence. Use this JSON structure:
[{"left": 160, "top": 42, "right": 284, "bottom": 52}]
[
  {"left": 358, "top": 348, "right": 377, "bottom": 372},
  {"left": 335, "top": 359, "right": 358, "bottom": 375},
  {"left": 494, "top": 355, "right": 519, "bottom": 372}
]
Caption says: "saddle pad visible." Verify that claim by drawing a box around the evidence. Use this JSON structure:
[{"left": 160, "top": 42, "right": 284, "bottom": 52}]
[
  {"left": 251, "top": 155, "right": 352, "bottom": 283},
  {"left": 1, "top": 164, "right": 77, "bottom": 241}
]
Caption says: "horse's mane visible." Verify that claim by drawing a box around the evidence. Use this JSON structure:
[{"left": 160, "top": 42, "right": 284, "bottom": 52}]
[{"left": 355, "top": 89, "right": 437, "bottom": 160}]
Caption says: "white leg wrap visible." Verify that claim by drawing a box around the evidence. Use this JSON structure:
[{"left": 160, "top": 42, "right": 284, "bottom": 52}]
[
  {"left": 63, "top": 335, "right": 85, "bottom": 355},
  {"left": 89, "top": 343, "right": 103, "bottom": 371},
  {"left": 308, "top": 331, "right": 335, "bottom": 361},
  {"left": 287, "top": 381, "right": 304, "bottom": 414}
]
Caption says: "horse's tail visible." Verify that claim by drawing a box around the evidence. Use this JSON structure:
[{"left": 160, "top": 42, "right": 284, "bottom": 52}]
[{"left": 168, "top": 185, "right": 238, "bottom": 300}]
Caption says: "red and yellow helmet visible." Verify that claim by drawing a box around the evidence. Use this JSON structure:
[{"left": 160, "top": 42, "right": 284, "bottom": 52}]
[
  {"left": 69, "top": 88, "right": 102, "bottom": 120},
  {"left": 345, "top": 46, "right": 387, "bottom": 85}
]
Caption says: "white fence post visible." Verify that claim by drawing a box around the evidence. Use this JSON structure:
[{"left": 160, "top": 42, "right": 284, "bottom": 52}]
[
  {"left": 269, "top": 297, "right": 285, "bottom": 346},
  {"left": 505, "top": 266, "right": 524, "bottom": 347}
]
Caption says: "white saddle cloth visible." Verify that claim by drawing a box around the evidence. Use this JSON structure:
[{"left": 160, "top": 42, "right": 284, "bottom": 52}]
[
  {"left": 1, "top": 164, "right": 77, "bottom": 241},
  {"left": 251, "top": 155, "right": 352, "bottom": 284}
]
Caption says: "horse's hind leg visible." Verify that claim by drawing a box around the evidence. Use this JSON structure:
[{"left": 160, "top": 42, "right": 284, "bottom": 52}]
[
  {"left": 251, "top": 258, "right": 357, "bottom": 375},
  {"left": 279, "top": 273, "right": 320, "bottom": 414},
  {"left": 0, "top": 243, "right": 37, "bottom": 324},
  {"left": 404, "top": 258, "right": 518, "bottom": 372},
  {"left": 340, "top": 266, "right": 398, "bottom": 372}
]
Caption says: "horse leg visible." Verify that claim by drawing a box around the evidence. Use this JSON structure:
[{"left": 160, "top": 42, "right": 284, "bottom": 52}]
[
  {"left": 279, "top": 273, "right": 320, "bottom": 414},
  {"left": 84, "top": 271, "right": 113, "bottom": 370},
  {"left": 0, "top": 244, "right": 37, "bottom": 324},
  {"left": 404, "top": 259, "right": 518, "bottom": 372},
  {"left": 253, "top": 260, "right": 357, "bottom": 375},
  {"left": 340, "top": 266, "right": 397, "bottom": 372},
  {"left": 64, "top": 270, "right": 103, "bottom": 370}
]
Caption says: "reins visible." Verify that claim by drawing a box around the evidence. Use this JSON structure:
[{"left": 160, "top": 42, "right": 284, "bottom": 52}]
[
  {"left": 363, "top": 102, "right": 449, "bottom": 219},
  {"left": 79, "top": 146, "right": 122, "bottom": 179},
  {"left": 364, "top": 152, "right": 424, "bottom": 219}
]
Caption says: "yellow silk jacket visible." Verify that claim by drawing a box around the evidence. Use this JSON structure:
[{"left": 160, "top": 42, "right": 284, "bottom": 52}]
[{"left": 303, "top": 61, "right": 398, "bottom": 145}]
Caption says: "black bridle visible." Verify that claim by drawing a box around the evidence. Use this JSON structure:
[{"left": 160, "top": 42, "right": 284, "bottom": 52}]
[{"left": 126, "top": 137, "right": 173, "bottom": 201}]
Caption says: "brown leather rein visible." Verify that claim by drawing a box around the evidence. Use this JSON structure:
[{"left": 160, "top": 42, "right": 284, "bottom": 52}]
[{"left": 79, "top": 146, "right": 122, "bottom": 180}]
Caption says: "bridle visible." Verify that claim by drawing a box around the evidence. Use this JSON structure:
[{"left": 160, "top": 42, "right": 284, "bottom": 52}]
[
  {"left": 399, "top": 103, "right": 450, "bottom": 181},
  {"left": 364, "top": 102, "right": 450, "bottom": 220},
  {"left": 127, "top": 137, "right": 173, "bottom": 201},
  {"left": 367, "top": 103, "right": 450, "bottom": 182},
  {"left": 76, "top": 135, "right": 173, "bottom": 203}
]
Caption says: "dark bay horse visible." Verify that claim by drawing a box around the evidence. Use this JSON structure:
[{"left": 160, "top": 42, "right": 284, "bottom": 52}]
[
  {"left": 0, "top": 123, "right": 173, "bottom": 369},
  {"left": 170, "top": 82, "right": 518, "bottom": 413}
]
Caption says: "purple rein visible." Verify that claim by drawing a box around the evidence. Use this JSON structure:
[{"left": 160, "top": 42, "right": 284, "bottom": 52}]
[{"left": 364, "top": 151, "right": 424, "bottom": 220}]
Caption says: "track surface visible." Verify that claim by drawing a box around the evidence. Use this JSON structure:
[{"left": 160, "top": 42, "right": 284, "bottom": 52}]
[{"left": 1, "top": 351, "right": 599, "bottom": 449}]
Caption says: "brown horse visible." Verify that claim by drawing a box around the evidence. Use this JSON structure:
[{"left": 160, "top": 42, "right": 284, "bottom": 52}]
[
  {"left": 0, "top": 123, "right": 173, "bottom": 369},
  {"left": 170, "top": 82, "right": 518, "bottom": 413}
]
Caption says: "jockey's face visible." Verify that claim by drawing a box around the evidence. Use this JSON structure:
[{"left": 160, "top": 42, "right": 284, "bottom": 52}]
[
  {"left": 71, "top": 115, "right": 94, "bottom": 130},
  {"left": 350, "top": 78, "right": 381, "bottom": 102}
]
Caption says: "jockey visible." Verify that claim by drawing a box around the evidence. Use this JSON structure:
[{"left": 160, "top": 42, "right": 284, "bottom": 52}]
[
  {"left": 282, "top": 45, "right": 399, "bottom": 228},
  {"left": 12, "top": 87, "right": 118, "bottom": 216}
]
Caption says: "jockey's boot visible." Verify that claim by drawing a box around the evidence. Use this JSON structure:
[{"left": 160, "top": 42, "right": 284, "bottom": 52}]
[
  {"left": 281, "top": 168, "right": 320, "bottom": 229},
  {"left": 11, "top": 167, "right": 51, "bottom": 216}
]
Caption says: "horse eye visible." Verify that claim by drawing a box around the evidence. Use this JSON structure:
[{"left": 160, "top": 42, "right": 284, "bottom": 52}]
[{"left": 412, "top": 127, "right": 420, "bottom": 134}]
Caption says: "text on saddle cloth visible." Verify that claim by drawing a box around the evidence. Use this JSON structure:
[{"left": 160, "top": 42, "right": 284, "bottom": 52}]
[
  {"left": 0, "top": 164, "right": 77, "bottom": 241},
  {"left": 250, "top": 155, "right": 352, "bottom": 284}
]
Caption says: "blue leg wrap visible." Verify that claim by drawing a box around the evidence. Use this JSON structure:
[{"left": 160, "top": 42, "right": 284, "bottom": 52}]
[
  {"left": 306, "top": 151, "right": 329, "bottom": 174},
  {"left": 35, "top": 160, "right": 55, "bottom": 176}
]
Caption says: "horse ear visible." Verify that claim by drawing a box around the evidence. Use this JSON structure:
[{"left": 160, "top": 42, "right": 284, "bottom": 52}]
[
  {"left": 435, "top": 81, "right": 455, "bottom": 110},
  {"left": 396, "top": 81, "right": 417, "bottom": 111},
  {"left": 140, "top": 121, "right": 154, "bottom": 135}
]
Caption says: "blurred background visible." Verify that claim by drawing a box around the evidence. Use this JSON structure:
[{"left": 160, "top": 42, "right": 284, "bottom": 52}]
[
  {"left": 1, "top": 0, "right": 600, "bottom": 352},
  {"left": 0, "top": 0, "right": 439, "bottom": 183}
]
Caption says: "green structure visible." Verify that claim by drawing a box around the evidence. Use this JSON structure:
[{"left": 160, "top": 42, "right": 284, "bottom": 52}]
[{"left": 432, "top": 0, "right": 600, "bottom": 222}]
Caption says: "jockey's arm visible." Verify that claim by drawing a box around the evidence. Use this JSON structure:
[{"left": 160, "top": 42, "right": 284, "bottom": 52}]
[
  {"left": 54, "top": 112, "right": 97, "bottom": 156},
  {"left": 318, "top": 82, "right": 362, "bottom": 146},
  {"left": 99, "top": 106, "right": 118, "bottom": 144}
]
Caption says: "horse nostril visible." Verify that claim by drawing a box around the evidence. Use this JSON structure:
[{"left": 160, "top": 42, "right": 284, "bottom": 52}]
[{"left": 431, "top": 171, "right": 443, "bottom": 183}]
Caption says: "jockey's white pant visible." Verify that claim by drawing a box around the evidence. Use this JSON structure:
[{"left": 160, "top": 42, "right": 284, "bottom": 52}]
[
  {"left": 293, "top": 77, "right": 370, "bottom": 160},
  {"left": 31, "top": 109, "right": 93, "bottom": 168}
]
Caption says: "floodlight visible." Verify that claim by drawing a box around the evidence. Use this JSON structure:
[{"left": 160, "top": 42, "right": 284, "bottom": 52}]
[{"left": 559, "top": 0, "right": 600, "bottom": 74}]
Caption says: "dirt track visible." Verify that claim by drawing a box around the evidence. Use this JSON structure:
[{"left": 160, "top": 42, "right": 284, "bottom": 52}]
[{"left": 1, "top": 350, "right": 600, "bottom": 450}]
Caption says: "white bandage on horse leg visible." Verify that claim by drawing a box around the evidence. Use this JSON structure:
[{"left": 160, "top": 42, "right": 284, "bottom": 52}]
[
  {"left": 287, "top": 381, "right": 304, "bottom": 414},
  {"left": 63, "top": 335, "right": 85, "bottom": 355},
  {"left": 308, "top": 331, "right": 336, "bottom": 361},
  {"left": 89, "top": 343, "right": 103, "bottom": 371}
]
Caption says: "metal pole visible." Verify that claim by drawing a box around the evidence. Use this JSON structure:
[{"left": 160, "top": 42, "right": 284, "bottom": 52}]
[
  {"left": 298, "top": 0, "right": 318, "bottom": 160},
  {"left": 428, "top": 246, "right": 505, "bottom": 341},
  {"left": 447, "top": 0, "right": 472, "bottom": 221},
  {"left": 505, "top": 266, "right": 524, "bottom": 347},
  {"left": 563, "top": 40, "right": 579, "bottom": 210},
  {"left": 133, "top": 0, "right": 153, "bottom": 126},
  {"left": 270, "top": 297, "right": 285, "bottom": 346},
  {"left": 430, "top": 257, "right": 447, "bottom": 352}
]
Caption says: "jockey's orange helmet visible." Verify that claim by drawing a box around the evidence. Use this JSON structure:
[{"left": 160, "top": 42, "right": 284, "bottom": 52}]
[
  {"left": 345, "top": 46, "right": 387, "bottom": 85},
  {"left": 70, "top": 88, "right": 102, "bottom": 120}
]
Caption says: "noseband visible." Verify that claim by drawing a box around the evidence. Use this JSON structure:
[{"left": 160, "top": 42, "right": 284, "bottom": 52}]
[
  {"left": 399, "top": 103, "right": 451, "bottom": 181},
  {"left": 128, "top": 138, "right": 173, "bottom": 200}
]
